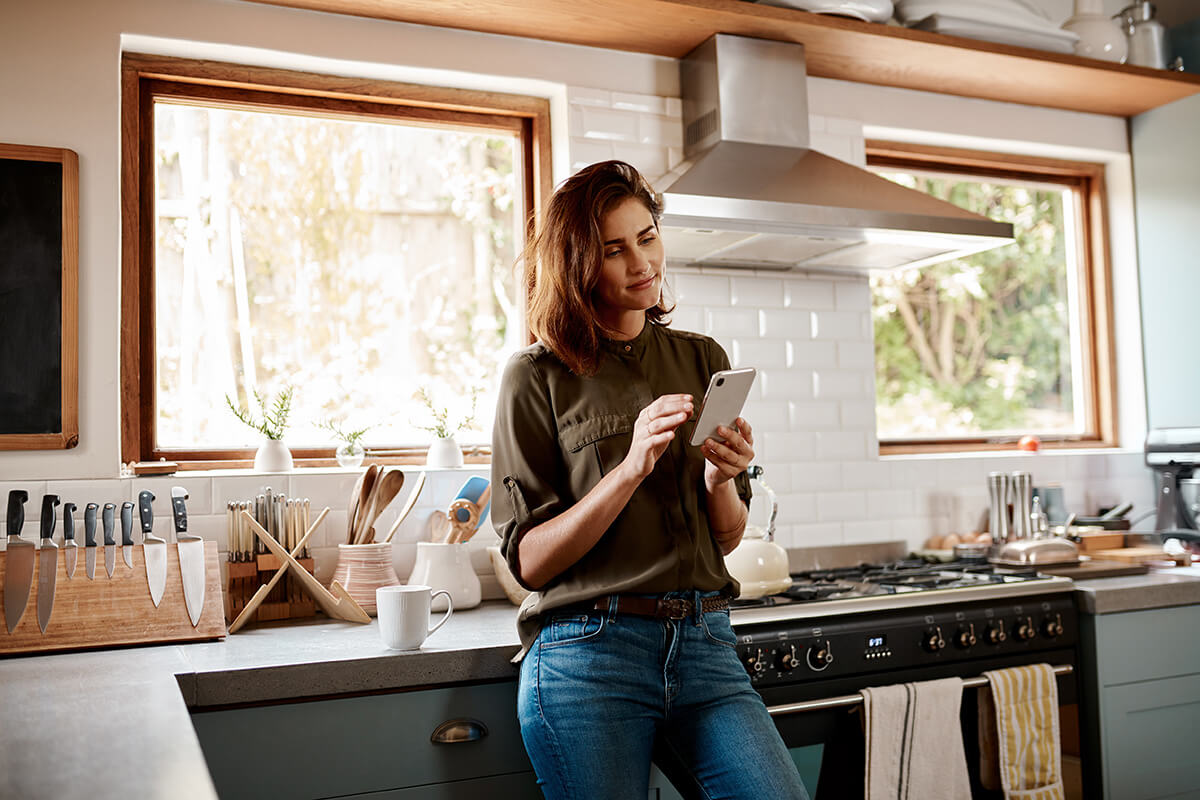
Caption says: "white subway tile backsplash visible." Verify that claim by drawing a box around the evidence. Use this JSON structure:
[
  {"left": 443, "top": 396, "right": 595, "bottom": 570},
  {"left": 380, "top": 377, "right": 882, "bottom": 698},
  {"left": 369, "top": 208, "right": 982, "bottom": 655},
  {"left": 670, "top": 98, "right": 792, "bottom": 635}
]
[
  {"left": 579, "top": 107, "right": 639, "bottom": 142},
  {"left": 611, "top": 91, "right": 666, "bottom": 114},
  {"left": 841, "top": 400, "right": 878, "bottom": 429},
  {"left": 637, "top": 115, "right": 682, "bottom": 148},
  {"left": 742, "top": 400, "right": 789, "bottom": 431},
  {"left": 793, "top": 461, "right": 843, "bottom": 492},
  {"left": 789, "top": 401, "right": 840, "bottom": 431},
  {"left": 129, "top": 476, "right": 214, "bottom": 517},
  {"left": 811, "top": 310, "right": 868, "bottom": 341},
  {"left": 834, "top": 280, "right": 871, "bottom": 310},
  {"left": 841, "top": 460, "right": 892, "bottom": 490},
  {"left": 784, "top": 280, "right": 835, "bottom": 311},
  {"left": 674, "top": 273, "right": 730, "bottom": 306},
  {"left": 758, "top": 432, "right": 815, "bottom": 463},
  {"left": 708, "top": 308, "right": 760, "bottom": 338},
  {"left": 816, "top": 430, "right": 867, "bottom": 460},
  {"left": 866, "top": 488, "right": 916, "bottom": 518},
  {"left": 813, "top": 370, "right": 870, "bottom": 400},
  {"left": 188, "top": 514, "right": 228, "bottom": 552},
  {"left": 788, "top": 341, "right": 837, "bottom": 369},
  {"left": 0, "top": 482, "right": 48, "bottom": 525},
  {"left": 842, "top": 520, "right": 890, "bottom": 544},
  {"left": 669, "top": 307, "right": 706, "bottom": 333},
  {"left": 760, "top": 309, "right": 811, "bottom": 340},
  {"left": 760, "top": 368, "right": 814, "bottom": 401},
  {"left": 665, "top": 98, "right": 683, "bottom": 119},
  {"left": 733, "top": 339, "right": 788, "bottom": 370},
  {"left": 45, "top": 480, "right": 126, "bottom": 516},
  {"left": 837, "top": 341, "right": 875, "bottom": 370},
  {"left": 817, "top": 490, "right": 867, "bottom": 522},
  {"left": 612, "top": 143, "right": 669, "bottom": 181},
  {"left": 731, "top": 276, "right": 785, "bottom": 309},
  {"left": 569, "top": 137, "right": 616, "bottom": 169},
  {"left": 287, "top": 471, "right": 362, "bottom": 515},
  {"left": 773, "top": 492, "right": 816, "bottom": 525},
  {"left": 792, "top": 522, "right": 844, "bottom": 548}
]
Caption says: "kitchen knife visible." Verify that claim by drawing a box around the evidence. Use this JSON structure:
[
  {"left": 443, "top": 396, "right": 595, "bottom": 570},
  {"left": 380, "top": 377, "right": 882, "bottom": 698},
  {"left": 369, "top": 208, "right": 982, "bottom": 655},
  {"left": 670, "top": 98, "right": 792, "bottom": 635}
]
[
  {"left": 102, "top": 503, "right": 116, "bottom": 578},
  {"left": 62, "top": 503, "right": 78, "bottom": 579},
  {"left": 4, "top": 490, "right": 33, "bottom": 633},
  {"left": 62, "top": 503, "right": 78, "bottom": 578},
  {"left": 84, "top": 503, "right": 98, "bottom": 580},
  {"left": 170, "top": 487, "right": 205, "bottom": 627},
  {"left": 139, "top": 490, "right": 166, "bottom": 607},
  {"left": 36, "top": 494, "right": 61, "bottom": 633},
  {"left": 120, "top": 502, "right": 135, "bottom": 568}
]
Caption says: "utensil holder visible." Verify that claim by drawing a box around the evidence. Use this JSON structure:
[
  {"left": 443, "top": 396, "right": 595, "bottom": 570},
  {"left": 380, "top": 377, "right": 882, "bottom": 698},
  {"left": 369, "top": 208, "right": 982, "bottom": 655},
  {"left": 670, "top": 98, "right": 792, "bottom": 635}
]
[
  {"left": 330, "top": 542, "right": 402, "bottom": 615},
  {"left": 408, "top": 542, "right": 481, "bottom": 611}
]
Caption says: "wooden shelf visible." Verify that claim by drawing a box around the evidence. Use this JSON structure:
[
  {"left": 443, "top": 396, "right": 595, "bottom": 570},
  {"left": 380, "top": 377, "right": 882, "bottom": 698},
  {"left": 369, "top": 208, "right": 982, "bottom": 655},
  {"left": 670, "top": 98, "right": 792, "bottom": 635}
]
[{"left": 250, "top": 0, "right": 1200, "bottom": 116}]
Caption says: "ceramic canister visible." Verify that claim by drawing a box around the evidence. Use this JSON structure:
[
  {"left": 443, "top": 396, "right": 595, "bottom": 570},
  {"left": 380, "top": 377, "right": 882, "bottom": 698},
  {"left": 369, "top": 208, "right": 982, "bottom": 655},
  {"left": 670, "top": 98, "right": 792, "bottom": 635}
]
[{"left": 408, "top": 541, "right": 481, "bottom": 611}]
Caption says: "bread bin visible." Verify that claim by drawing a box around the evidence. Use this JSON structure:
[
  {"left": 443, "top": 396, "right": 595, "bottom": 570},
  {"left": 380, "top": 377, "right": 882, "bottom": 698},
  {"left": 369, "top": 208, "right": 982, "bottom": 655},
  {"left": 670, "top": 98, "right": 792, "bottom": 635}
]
[{"left": 988, "top": 537, "right": 1080, "bottom": 566}]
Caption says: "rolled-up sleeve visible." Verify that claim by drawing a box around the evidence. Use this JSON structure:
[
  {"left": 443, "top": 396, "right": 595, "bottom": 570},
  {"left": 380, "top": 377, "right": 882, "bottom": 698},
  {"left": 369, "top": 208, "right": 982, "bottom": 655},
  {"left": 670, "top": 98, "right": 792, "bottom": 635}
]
[
  {"left": 491, "top": 352, "right": 567, "bottom": 590},
  {"left": 708, "top": 340, "right": 753, "bottom": 511}
]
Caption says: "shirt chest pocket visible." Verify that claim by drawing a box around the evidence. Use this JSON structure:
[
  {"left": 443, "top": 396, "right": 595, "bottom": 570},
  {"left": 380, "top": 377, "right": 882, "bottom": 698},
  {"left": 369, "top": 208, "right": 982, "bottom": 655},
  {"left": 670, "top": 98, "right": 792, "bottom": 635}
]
[{"left": 558, "top": 414, "right": 635, "bottom": 482}]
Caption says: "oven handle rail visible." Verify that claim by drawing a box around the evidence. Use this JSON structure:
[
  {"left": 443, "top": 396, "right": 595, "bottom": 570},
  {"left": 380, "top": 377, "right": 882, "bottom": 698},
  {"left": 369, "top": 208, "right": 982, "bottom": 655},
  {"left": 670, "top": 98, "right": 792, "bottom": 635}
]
[{"left": 764, "top": 664, "right": 1073, "bottom": 717}]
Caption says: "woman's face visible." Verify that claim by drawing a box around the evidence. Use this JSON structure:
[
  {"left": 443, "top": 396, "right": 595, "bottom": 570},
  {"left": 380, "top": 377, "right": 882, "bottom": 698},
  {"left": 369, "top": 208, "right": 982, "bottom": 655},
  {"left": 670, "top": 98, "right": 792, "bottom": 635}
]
[{"left": 593, "top": 196, "right": 664, "bottom": 326}]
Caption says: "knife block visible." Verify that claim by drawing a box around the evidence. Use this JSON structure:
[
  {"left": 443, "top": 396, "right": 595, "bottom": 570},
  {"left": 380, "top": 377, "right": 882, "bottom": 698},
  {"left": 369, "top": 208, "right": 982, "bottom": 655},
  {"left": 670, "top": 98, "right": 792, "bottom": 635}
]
[
  {"left": 0, "top": 541, "right": 225, "bottom": 655},
  {"left": 223, "top": 555, "right": 317, "bottom": 624}
]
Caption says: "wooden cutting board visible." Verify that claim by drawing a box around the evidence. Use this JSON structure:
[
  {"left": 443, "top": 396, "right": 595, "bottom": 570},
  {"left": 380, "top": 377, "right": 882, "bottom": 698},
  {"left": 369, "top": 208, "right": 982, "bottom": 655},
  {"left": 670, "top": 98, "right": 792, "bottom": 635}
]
[
  {"left": 1036, "top": 560, "right": 1149, "bottom": 579},
  {"left": 1088, "top": 546, "right": 1170, "bottom": 564}
]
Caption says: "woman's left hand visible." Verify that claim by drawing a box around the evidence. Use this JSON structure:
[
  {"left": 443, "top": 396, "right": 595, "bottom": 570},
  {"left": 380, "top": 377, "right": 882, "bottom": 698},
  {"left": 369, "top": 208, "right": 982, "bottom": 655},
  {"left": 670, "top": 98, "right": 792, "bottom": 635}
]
[{"left": 702, "top": 417, "right": 754, "bottom": 491}]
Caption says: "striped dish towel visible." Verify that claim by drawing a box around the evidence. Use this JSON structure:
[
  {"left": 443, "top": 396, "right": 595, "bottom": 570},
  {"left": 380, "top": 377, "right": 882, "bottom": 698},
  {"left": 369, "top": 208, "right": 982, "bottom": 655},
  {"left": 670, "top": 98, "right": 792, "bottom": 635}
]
[
  {"left": 861, "top": 677, "right": 971, "bottom": 800},
  {"left": 978, "top": 664, "right": 1065, "bottom": 800}
]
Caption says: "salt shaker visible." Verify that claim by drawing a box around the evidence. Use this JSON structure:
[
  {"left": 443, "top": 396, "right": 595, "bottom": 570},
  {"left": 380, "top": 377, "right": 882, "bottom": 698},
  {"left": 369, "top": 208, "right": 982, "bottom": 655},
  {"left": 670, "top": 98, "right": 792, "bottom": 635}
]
[{"left": 1030, "top": 495, "right": 1049, "bottom": 539}]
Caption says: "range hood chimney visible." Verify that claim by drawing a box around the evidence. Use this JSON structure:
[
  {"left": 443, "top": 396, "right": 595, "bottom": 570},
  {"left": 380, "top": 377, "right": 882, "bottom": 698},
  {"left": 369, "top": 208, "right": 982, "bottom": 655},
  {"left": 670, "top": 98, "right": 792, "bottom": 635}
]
[{"left": 656, "top": 35, "right": 1014, "bottom": 272}]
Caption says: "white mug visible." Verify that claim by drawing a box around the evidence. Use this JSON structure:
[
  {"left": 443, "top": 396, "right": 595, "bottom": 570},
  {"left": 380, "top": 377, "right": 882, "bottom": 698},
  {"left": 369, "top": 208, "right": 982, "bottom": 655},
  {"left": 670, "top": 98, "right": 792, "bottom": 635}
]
[{"left": 376, "top": 584, "right": 453, "bottom": 650}]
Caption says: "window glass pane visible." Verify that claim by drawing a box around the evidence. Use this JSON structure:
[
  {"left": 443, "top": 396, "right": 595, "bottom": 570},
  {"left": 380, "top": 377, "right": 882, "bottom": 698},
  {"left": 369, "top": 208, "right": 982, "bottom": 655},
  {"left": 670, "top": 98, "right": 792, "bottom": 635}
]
[
  {"left": 153, "top": 101, "right": 523, "bottom": 449},
  {"left": 870, "top": 171, "right": 1088, "bottom": 441}
]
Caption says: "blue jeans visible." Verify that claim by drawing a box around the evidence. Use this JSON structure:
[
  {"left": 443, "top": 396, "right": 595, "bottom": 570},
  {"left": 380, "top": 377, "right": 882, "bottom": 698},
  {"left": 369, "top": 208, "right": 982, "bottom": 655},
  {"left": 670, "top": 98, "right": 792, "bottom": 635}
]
[{"left": 517, "top": 591, "right": 810, "bottom": 800}]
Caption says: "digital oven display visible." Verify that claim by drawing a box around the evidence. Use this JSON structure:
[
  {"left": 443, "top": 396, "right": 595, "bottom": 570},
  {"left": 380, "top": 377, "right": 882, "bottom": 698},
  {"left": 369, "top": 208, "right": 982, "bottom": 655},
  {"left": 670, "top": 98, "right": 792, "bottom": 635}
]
[{"left": 867, "top": 635, "right": 886, "bottom": 648}]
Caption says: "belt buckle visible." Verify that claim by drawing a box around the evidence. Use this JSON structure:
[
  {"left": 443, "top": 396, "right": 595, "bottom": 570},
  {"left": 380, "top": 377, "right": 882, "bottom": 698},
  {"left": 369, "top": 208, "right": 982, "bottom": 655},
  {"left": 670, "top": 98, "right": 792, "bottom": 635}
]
[{"left": 657, "top": 597, "right": 691, "bottom": 619}]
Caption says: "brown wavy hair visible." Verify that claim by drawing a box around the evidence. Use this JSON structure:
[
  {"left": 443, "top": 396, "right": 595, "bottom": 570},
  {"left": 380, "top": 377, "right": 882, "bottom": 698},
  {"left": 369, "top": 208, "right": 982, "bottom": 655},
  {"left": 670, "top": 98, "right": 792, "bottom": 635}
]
[{"left": 522, "top": 160, "right": 673, "bottom": 376}]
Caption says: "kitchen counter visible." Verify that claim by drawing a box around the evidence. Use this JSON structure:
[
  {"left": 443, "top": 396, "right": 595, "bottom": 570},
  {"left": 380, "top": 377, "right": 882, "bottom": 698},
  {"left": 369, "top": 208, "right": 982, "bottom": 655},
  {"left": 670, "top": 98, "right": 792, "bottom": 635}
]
[
  {"left": 0, "top": 601, "right": 523, "bottom": 800},
  {"left": 1072, "top": 568, "right": 1200, "bottom": 614}
]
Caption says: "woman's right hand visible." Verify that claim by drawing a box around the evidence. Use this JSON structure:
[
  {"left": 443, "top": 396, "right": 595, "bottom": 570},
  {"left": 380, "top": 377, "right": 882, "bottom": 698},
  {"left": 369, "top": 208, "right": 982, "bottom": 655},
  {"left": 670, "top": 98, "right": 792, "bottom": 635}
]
[{"left": 621, "top": 393, "right": 693, "bottom": 480}]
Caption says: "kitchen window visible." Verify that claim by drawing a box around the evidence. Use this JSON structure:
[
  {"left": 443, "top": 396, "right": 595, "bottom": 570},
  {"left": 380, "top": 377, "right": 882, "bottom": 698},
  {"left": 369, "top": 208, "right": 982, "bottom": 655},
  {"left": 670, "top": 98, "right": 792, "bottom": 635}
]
[
  {"left": 866, "top": 142, "right": 1116, "bottom": 454},
  {"left": 120, "top": 54, "right": 550, "bottom": 468}
]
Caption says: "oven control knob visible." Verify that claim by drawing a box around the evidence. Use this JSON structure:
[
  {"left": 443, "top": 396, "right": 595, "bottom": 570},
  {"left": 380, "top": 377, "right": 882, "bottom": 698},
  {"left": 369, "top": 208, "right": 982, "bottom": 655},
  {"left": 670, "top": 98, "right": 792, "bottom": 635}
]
[
  {"left": 806, "top": 641, "right": 834, "bottom": 671},
  {"left": 955, "top": 624, "right": 977, "bottom": 649},
  {"left": 776, "top": 644, "right": 801, "bottom": 672},
  {"left": 1041, "top": 613, "right": 1064, "bottom": 639},
  {"left": 1014, "top": 616, "right": 1037, "bottom": 642},
  {"left": 743, "top": 647, "right": 769, "bottom": 676},
  {"left": 986, "top": 623, "right": 1007, "bottom": 645},
  {"left": 922, "top": 626, "right": 946, "bottom": 653}
]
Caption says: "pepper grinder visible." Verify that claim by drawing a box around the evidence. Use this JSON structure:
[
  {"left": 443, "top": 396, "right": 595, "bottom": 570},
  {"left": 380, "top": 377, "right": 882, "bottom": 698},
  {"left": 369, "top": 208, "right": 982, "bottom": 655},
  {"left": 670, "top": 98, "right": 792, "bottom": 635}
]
[
  {"left": 987, "top": 472, "right": 1010, "bottom": 544},
  {"left": 1010, "top": 472, "right": 1034, "bottom": 540}
]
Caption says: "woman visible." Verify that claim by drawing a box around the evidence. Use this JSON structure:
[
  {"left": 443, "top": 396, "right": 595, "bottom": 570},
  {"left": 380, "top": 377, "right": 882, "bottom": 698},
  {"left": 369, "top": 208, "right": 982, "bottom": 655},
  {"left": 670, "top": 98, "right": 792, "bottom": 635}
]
[{"left": 492, "top": 160, "right": 808, "bottom": 800}]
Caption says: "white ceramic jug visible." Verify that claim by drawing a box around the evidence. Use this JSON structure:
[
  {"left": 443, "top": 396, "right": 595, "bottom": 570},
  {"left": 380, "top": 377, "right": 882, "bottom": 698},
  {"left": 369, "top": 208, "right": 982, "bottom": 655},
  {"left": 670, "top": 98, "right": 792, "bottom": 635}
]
[{"left": 407, "top": 542, "right": 481, "bottom": 610}]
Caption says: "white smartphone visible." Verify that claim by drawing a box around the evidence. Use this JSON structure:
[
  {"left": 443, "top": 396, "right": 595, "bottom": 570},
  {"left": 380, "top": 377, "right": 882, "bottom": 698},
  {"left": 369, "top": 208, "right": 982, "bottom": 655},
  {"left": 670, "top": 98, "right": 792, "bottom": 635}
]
[{"left": 688, "top": 368, "right": 757, "bottom": 447}]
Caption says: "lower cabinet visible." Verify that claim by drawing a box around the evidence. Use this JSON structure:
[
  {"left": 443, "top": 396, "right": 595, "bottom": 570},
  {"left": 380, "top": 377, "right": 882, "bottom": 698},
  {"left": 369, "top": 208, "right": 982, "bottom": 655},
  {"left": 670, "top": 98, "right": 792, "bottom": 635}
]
[{"left": 1078, "top": 603, "right": 1200, "bottom": 800}]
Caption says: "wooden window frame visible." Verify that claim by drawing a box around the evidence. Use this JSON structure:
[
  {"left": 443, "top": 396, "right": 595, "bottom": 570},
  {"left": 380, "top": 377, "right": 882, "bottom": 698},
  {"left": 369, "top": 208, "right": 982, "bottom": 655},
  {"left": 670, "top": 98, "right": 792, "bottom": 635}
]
[
  {"left": 120, "top": 53, "right": 552, "bottom": 471},
  {"left": 866, "top": 141, "right": 1118, "bottom": 456}
]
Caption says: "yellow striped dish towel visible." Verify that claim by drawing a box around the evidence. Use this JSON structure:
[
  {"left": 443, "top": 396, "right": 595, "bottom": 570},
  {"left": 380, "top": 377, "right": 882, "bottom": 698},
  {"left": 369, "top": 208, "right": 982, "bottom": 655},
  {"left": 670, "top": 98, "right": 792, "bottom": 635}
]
[{"left": 978, "top": 664, "right": 1065, "bottom": 800}]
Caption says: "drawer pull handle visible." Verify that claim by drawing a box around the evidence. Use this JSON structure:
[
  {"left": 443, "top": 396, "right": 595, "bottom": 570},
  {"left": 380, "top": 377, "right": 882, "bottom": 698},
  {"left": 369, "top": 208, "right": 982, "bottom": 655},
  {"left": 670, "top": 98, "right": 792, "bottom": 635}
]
[{"left": 431, "top": 718, "right": 489, "bottom": 744}]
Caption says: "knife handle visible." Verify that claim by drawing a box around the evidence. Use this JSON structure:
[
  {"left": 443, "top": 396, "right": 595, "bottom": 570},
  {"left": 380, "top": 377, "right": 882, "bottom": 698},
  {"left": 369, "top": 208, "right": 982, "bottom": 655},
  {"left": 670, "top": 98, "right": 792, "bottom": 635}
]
[
  {"left": 40, "top": 495, "right": 60, "bottom": 540},
  {"left": 138, "top": 490, "right": 155, "bottom": 534},
  {"left": 7, "top": 490, "right": 27, "bottom": 537},
  {"left": 171, "top": 488, "right": 188, "bottom": 535},
  {"left": 102, "top": 503, "right": 116, "bottom": 546},
  {"left": 84, "top": 503, "right": 98, "bottom": 547},
  {"left": 120, "top": 502, "right": 134, "bottom": 546},
  {"left": 62, "top": 503, "right": 76, "bottom": 541}
]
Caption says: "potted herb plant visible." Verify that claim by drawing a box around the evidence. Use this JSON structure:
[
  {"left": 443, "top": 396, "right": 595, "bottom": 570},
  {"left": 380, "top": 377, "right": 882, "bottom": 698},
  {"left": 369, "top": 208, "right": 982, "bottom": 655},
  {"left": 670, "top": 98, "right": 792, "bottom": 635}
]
[
  {"left": 319, "top": 419, "right": 372, "bottom": 469},
  {"left": 225, "top": 386, "right": 295, "bottom": 472},
  {"left": 415, "top": 387, "right": 478, "bottom": 468}
]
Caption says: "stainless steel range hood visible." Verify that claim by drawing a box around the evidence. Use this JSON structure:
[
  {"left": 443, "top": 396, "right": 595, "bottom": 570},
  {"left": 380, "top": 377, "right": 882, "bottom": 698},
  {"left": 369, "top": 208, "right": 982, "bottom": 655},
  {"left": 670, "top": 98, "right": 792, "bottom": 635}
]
[{"left": 657, "top": 35, "right": 1014, "bottom": 273}]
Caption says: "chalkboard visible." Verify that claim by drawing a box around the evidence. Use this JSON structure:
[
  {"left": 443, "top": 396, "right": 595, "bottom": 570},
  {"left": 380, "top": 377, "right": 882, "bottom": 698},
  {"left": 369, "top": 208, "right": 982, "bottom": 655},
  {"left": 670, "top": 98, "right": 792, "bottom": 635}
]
[{"left": 0, "top": 143, "right": 78, "bottom": 449}]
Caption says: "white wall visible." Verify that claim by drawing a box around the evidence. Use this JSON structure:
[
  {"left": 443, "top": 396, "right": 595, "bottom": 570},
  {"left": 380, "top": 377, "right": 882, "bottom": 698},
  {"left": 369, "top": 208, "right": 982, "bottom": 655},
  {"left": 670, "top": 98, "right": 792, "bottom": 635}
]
[{"left": 0, "top": 0, "right": 1160, "bottom": 587}]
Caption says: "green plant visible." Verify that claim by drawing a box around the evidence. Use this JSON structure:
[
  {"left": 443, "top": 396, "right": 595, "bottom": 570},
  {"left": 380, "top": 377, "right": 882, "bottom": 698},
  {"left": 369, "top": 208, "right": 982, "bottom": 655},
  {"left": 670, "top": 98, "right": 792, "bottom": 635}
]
[
  {"left": 318, "top": 419, "right": 372, "bottom": 448},
  {"left": 225, "top": 386, "right": 294, "bottom": 440},
  {"left": 414, "top": 386, "right": 479, "bottom": 439}
]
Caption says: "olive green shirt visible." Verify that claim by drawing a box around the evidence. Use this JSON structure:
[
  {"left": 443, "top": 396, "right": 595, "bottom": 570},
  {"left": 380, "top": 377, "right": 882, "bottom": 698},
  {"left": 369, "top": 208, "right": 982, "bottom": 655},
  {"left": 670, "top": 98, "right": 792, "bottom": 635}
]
[{"left": 490, "top": 321, "right": 752, "bottom": 654}]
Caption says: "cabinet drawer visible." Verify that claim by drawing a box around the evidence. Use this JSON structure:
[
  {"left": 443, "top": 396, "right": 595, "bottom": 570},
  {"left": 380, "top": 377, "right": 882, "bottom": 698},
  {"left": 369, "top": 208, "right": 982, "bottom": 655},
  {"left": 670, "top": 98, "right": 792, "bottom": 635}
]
[
  {"left": 1093, "top": 605, "right": 1200, "bottom": 685},
  {"left": 1102, "top": 672, "right": 1200, "bottom": 800},
  {"left": 192, "top": 681, "right": 531, "bottom": 800}
]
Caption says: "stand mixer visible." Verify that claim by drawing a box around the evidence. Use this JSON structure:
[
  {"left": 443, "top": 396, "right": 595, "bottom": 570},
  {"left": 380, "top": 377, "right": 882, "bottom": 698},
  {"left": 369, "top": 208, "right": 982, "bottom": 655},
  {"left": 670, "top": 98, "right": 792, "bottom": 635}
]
[{"left": 1145, "top": 428, "right": 1200, "bottom": 543}]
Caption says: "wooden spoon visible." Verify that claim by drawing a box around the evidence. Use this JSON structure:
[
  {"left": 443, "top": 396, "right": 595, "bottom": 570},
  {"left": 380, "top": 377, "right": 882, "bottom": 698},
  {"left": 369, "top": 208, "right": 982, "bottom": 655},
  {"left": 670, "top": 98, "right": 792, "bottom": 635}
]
[
  {"left": 356, "top": 468, "right": 405, "bottom": 544},
  {"left": 346, "top": 464, "right": 378, "bottom": 545},
  {"left": 383, "top": 472, "right": 427, "bottom": 544}
]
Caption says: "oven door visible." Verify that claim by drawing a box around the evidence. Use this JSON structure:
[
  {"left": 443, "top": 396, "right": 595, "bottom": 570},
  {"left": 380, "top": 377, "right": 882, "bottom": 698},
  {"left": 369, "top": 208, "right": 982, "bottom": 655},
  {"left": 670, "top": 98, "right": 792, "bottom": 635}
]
[{"left": 763, "top": 656, "right": 1081, "bottom": 799}]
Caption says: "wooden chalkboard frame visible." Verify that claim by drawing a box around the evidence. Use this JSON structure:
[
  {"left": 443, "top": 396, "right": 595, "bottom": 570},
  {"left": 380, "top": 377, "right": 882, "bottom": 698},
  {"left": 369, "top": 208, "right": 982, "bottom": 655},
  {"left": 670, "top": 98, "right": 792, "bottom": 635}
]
[{"left": 0, "top": 143, "right": 79, "bottom": 449}]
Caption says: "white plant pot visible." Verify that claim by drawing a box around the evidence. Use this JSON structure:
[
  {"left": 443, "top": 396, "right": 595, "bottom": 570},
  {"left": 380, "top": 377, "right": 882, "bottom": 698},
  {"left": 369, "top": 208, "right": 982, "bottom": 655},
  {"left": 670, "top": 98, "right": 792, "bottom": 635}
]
[
  {"left": 254, "top": 439, "right": 294, "bottom": 472},
  {"left": 1063, "top": 0, "right": 1128, "bottom": 63},
  {"left": 426, "top": 435, "right": 463, "bottom": 468}
]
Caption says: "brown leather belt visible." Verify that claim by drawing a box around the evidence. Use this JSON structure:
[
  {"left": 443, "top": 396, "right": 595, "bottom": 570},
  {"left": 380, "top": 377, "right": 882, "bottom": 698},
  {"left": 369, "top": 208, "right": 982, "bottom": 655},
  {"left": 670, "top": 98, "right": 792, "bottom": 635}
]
[{"left": 589, "top": 594, "right": 729, "bottom": 620}]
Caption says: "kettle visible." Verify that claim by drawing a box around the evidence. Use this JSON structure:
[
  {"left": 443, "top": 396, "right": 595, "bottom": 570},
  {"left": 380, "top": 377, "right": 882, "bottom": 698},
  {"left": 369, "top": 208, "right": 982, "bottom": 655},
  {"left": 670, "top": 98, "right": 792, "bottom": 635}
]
[
  {"left": 723, "top": 465, "right": 793, "bottom": 599},
  {"left": 1116, "top": 2, "right": 1169, "bottom": 68}
]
